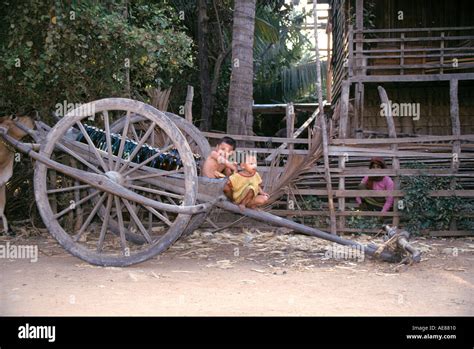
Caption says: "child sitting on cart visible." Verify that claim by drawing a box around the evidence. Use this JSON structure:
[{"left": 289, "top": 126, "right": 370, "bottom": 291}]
[
  {"left": 202, "top": 136, "right": 238, "bottom": 178},
  {"left": 223, "top": 153, "right": 269, "bottom": 210}
]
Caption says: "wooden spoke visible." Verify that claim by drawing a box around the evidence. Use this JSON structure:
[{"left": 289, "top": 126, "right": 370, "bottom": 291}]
[
  {"left": 118, "top": 121, "right": 156, "bottom": 174},
  {"left": 97, "top": 194, "right": 113, "bottom": 252},
  {"left": 103, "top": 111, "right": 114, "bottom": 169},
  {"left": 142, "top": 205, "right": 173, "bottom": 227},
  {"left": 127, "top": 167, "right": 183, "bottom": 181},
  {"left": 54, "top": 190, "right": 100, "bottom": 219},
  {"left": 56, "top": 142, "right": 103, "bottom": 175},
  {"left": 122, "top": 150, "right": 163, "bottom": 177},
  {"left": 47, "top": 184, "right": 90, "bottom": 194},
  {"left": 126, "top": 184, "right": 184, "bottom": 200},
  {"left": 154, "top": 195, "right": 170, "bottom": 220},
  {"left": 121, "top": 199, "right": 153, "bottom": 244},
  {"left": 114, "top": 195, "right": 128, "bottom": 256},
  {"left": 76, "top": 121, "right": 109, "bottom": 172},
  {"left": 150, "top": 127, "right": 155, "bottom": 145},
  {"left": 130, "top": 123, "right": 140, "bottom": 142},
  {"left": 114, "top": 112, "right": 131, "bottom": 171},
  {"left": 73, "top": 192, "right": 108, "bottom": 242}
]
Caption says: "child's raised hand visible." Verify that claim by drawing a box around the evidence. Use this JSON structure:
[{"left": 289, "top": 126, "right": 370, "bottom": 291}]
[{"left": 228, "top": 162, "right": 238, "bottom": 172}]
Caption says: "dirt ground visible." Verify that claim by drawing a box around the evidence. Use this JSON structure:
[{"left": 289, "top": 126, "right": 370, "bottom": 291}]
[{"left": 1, "top": 227, "right": 473, "bottom": 316}]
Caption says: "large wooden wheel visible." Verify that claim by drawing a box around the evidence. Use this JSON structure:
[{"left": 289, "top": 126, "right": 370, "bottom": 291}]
[
  {"left": 110, "top": 111, "right": 212, "bottom": 238},
  {"left": 34, "top": 98, "right": 199, "bottom": 266}
]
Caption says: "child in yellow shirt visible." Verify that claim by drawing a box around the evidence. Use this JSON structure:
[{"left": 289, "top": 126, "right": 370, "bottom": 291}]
[{"left": 223, "top": 154, "right": 269, "bottom": 210}]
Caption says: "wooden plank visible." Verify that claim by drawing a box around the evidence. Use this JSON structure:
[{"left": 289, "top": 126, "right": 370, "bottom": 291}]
[
  {"left": 331, "top": 135, "right": 474, "bottom": 145},
  {"left": 328, "top": 147, "right": 474, "bottom": 159},
  {"left": 361, "top": 46, "right": 474, "bottom": 54},
  {"left": 362, "top": 52, "right": 474, "bottom": 60},
  {"left": 237, "top": 147, "right": 308, "bottom": 155},
  {"left": 272, "top": 210, "right": 400, "bottom": 217},
  {"left": 291, "top": 189, "right": 474, "bottom": 197},
  {"left": 350, "top": 73, "right": 474, "bottom": 83},
  {"left": 354, "top": 35, "right": 474, "bottom": 43},
  {"left": 258, "top": 167, "right": 474, "bottom": 177},
  {"left": 363, "top": 63, "right": 474, "bottom": 71},
  {"left": 203, "top": 131, "right": 309, "bottom": 144},
  {"left": 356, "top": 26, "right": 474, "bottom": 34}
]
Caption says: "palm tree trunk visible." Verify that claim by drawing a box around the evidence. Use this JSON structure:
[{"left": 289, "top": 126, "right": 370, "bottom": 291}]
[
  {"left": 197, "top": 0, "right": 212, "bottom": 131},
  {"left": 226, "top": 0, "right": 256, "bottom": 139}
]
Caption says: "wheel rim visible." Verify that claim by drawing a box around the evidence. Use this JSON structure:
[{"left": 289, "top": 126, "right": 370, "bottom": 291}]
[{"left": 34, "top": 98, "right": 197, "bottom": 266}]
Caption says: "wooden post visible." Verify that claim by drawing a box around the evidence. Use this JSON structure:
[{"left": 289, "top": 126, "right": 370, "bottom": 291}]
[
  {"left": 338, "top": 86, "right": 349, "bottom": 232},
  {"left": 378, "top": 86, "right": 400, "bottom": 226},
  {"left": 326, "top": 21, "right": 332, "bottom": 103},
  {"left": 339, "top": 80, "right": 350, "bottom": 232},
  {"left": 348, "top": 25, "right": 354, "bottom": 78},
  {"left": 340, "top": 81, "right": 350, "bottom": 136},
  {"left": 185, "top": 85, "right": 194, "bottom": 124},
  {"left": 355, "top": 0, "right": 363, "bottom": 76},
  {"left": 314, "top": 0, "right": 337, "bottom": 234},
  {"left": 286, "top": 102, "right": 295, "bottom": 211},
  {"left": 450, "top": 79, "right": 461, "bottom": 174},
  {"left": 450, "top": 79, "right": 460, "bottom": 230},
  {"left": 400, "top": 33, "right": 405, "bottom": 75},
  {"left": 440, "top": 32, "right": 445, "bottom": 75},
  {"left": 286, "top": 102, "right": 295, "bottom": 152}
]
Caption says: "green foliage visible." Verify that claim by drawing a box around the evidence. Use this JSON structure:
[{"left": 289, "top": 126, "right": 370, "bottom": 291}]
[
  {"left": 401, "top": 173, "right": 462, "bottom": 234},
  {"left": 296, "top": 195, "right": 326, "bottom": 228},
  {"left": 346, "top": 209, "right": 381, "bottom": 231},
  {"left": 0, "top": 0, "right": 193, "bottom": 118},
  {"left": 253, "top": 3, "right": 316, "bottom": 103}
]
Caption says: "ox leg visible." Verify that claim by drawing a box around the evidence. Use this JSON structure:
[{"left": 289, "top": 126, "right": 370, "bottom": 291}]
[{"left": 0, "top": 184, "right": 9, "bottom": 234}]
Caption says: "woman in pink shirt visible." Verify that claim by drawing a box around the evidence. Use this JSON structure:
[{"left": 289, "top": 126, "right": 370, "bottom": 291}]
[{"left": 356, "top": 157, "right": 394, "bottom": 212}]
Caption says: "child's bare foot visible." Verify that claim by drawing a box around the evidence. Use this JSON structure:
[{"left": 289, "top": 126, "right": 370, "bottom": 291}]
[{"left": 238, "top": 203, "right": 246, "bottom": 211}]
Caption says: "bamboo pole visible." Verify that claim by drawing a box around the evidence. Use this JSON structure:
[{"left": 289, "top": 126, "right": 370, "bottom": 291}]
[{"left": 314, "top": 0, "right": 337, "bottom": 234}]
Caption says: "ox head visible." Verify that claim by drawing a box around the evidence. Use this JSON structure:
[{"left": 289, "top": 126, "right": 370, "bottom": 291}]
[{"left": 0, "top": 112, "right": 36, "bottom": 139}]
